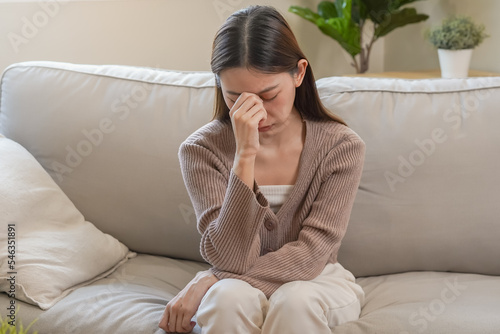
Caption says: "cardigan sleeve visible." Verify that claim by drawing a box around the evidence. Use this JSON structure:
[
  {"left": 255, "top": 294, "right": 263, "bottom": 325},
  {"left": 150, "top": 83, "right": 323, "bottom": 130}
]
[
  {"left": 178, "top": 141, "right": 269, "bottom": 274},
  {"left": 210, "top": 137, "right": 366, "bottom": 297}
]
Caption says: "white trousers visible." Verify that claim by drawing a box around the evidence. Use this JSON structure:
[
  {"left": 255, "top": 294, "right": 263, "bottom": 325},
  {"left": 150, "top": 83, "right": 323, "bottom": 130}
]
[{"left": 196, "top": 262, "right": 365, "bottom": 334}]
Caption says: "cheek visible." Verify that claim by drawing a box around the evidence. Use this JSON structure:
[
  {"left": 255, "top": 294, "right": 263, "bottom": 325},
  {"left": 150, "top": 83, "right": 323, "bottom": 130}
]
[
  {"left": 266, "top": 94, "right": 293, "bottom": 114},
  {"left": 223, "top": 96, "right": 234, "bottom": 110}
]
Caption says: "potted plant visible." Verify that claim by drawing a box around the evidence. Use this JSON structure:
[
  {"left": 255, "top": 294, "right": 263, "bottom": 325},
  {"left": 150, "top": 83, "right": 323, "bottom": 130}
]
[
  {"left": 427, "top": 15, "right": 489, "bottom": 78},
  {"left": 289, "top": 0, "right": 429, "bottom": 73}
]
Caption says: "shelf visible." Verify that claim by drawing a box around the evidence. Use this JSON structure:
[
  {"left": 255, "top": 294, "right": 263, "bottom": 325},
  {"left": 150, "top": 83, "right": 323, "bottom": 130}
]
[{"left": 344, "top": 70, "right": 500, "bottom": 79}]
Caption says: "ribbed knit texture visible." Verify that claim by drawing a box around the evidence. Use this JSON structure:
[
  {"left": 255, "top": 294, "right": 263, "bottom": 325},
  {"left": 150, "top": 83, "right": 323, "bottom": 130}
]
[
  {"left": 178, "top": 117, "right": 366, "bottom": 298},
  {"left": 259, "top": 185, "right": 294, "bottom": 213}
]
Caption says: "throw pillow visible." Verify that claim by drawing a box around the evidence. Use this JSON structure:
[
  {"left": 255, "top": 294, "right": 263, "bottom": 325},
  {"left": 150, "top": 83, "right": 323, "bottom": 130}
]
[{"left": 0, "top": 134, "right": 136, "bottom": 310}]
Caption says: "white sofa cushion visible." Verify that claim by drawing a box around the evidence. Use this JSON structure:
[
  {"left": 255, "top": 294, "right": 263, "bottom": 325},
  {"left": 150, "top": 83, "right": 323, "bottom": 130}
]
[
  {"left": 317, "top": 76, "right": 500, "bottom": 277},
  {"left": 0, "top": 254, "right": 211, "bottom": 334},
  {"left": 0, "top": 134, "right": 135, "bottom": 310},
  {"left": 0, "top": 254, "right": 498, "bottom": 334}
]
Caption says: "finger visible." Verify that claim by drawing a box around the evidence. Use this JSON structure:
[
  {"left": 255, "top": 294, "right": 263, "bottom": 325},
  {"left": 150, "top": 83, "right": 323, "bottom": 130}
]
[
  {"left": 230, "top": 93, "right": 262, "bottom": 118},
  {"left": 175, "top": 305, "right": 186, "bottom": 333},
  {"left": 167, "top": 306, "right": 178, "bottom": 333},
  {"left": 231, "top": 92, "right": 255, "bottom": 114},
  {"left": 158, "top": 305, "right": 170, "bottom": 330},
  {"left": 177, "top": 301, "right": 198, "bottom": 333},
  {"left": 232, "top": 99, "right": 264, "bottom": 123},
  {"left": 239, "top": 103, "right": 267, "bottom": 125},
  {"left": 180, "top": 311, "right": 197, "bottom": 332}
]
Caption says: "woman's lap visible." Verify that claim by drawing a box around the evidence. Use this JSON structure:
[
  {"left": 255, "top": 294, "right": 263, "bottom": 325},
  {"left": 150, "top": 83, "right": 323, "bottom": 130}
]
[{"left": 196, "top": 262, "right": 364, "bottom": 334}]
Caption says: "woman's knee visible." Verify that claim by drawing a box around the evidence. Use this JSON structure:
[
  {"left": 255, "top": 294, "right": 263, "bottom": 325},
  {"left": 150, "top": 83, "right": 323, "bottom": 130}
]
[
  {"left": 268, "top": 281, "right": 320, "bottom": 314},
  {"left": 200, "top": 278, "right": 266, "bottom": 312},
  {"left": 197, "top": 279, "right": 268, "bottom": 333},
  {"left": 267, "top": 279, "right": 362, "bottom": 327}
]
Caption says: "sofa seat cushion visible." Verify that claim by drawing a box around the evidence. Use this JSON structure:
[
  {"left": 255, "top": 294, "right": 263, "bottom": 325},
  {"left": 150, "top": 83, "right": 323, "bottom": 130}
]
[
  {"left": 335, "top": 271, "right": 500, "bottom": 334},
  {"left": 1, "top": 255, "right": 498, "bottom": 334},
  {"left": 0, "top": 254, "right": 210, "bottom": 334}
]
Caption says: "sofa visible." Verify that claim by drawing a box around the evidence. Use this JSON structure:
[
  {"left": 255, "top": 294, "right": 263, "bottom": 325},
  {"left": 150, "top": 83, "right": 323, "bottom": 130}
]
[{"left": 0, "top": 61, "right": 499, "bottom": 334}]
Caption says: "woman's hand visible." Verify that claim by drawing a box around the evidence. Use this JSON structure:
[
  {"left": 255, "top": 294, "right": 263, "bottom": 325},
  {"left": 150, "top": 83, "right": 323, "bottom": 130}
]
[
  {"left": 158, "top": 270, "right": 219, "bottom": 333},
  {"left": 229, "top": 92, "right": 267, "bottom": 159},
  {"left": 229, "top": 93, "right": 267, "bottom": 189}
]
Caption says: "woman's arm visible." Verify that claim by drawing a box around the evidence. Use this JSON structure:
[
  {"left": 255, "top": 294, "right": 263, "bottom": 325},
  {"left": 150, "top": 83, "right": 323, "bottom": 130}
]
[
  {"left": 179, "top": 92, "right": 269, "bottom": 274},
  {"left": 211, "top": 138, "right": 366, "bottom": 297},
  {"left": 179, "top": 141, "right": 268, "bottom": 275}
]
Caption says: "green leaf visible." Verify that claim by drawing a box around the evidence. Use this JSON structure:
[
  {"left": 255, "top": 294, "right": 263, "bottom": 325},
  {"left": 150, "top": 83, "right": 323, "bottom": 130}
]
[
  {"left": 365, "top": 1, "right": 395, "bottom": 24},
  {"left": 363, "top": 0, "right": 391, "bottom": 15},
  {"left": 288, "top": 6, "right": 321, "bottom": 24},
  {"left": 374, "top": 7, "right": 429, "bottom": 37},
  {"left": 363, "top": 0, "right": 426, "bottom": 23},
  {"left": 318, "top": 1, "right": 339, "bottom": 19},
  {"left": 337, "top": 0, "right": 351, "bottom": 19},
  {"left": 389, "top": 0, "right": 425, "bottom": 11},
  {"left": 317, "top": 17, "right": 362, "bottom": 56},
  {"left": 352, "top": 0, "right": 368, "bottom": 24},
  {"left": 290, "top": 0, "right": 363, "bottom": 57}
]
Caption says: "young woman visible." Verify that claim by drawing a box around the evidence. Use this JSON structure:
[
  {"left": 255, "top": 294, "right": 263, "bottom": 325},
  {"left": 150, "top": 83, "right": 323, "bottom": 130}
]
[{"left": 159, "top": 5, "right": 365, "bottom": 334}]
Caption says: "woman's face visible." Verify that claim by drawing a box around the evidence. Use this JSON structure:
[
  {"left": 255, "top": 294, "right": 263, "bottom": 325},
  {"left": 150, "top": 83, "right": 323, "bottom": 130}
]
[{"left": 218, "top": 61, "right": 307, "bottom": 134}]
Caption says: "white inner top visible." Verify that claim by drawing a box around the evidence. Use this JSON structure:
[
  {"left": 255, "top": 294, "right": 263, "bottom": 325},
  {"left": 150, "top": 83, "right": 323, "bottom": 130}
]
[{"left": 259, "top": 185, "right": 294, "bottom": 214}]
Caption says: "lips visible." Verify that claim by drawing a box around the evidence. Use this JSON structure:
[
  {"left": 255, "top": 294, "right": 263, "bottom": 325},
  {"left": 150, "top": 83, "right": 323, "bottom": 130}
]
[{"left": 258, "top": 125, "right": 272, "bottom": 132}]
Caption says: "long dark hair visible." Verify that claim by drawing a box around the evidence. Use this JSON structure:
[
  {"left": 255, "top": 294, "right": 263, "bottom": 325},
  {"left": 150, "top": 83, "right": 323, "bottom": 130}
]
[{"left": 210, "top": 5, "right": 348, "bottom": 127}]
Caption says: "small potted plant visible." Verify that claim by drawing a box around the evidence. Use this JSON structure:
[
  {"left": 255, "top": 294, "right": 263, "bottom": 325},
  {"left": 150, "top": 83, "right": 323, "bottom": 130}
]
[{"left": 427, "top": 15, "right": 489, "bottom": 78}]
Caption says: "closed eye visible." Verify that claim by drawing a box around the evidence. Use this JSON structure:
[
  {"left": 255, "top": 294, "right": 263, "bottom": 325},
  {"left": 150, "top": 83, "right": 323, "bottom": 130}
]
[
  {"left": 228, "top": 93, "right": 278, "bottom": 103},
  {"left": 262, "top": 94, "right": 278, "bottom": 101}
]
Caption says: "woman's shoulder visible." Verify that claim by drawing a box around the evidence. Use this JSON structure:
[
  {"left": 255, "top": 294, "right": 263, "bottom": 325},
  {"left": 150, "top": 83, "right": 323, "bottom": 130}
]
[
  {"left": 306, "top": 119, "right": 366, "bottom": 171},
  {"left": 179, "top": 119, "right": 235, "bottom": 159},
  {"left": 308, "top": 118, "right": 365, "bottom": 148},
  {"left": 182, "top": 119, "right": 233, "bottom": 146}
]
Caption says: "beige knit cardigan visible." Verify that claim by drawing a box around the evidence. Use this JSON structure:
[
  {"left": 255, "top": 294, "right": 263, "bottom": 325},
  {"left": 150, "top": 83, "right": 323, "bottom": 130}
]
[{"left": 179, "top": 117, "right": 366, "bottom": 298}]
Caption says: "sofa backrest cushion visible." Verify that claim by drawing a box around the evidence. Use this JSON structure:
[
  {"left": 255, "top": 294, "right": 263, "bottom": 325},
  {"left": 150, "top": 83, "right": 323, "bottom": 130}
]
[
  {"left": 317, "top": 76, "right": 500, "bottom": 277},
  {"left": 0, "top": 62, "right": 213, "bottom": 262},
  {"left": 2, "top": 62, "right": 500, "bottom": 277}
]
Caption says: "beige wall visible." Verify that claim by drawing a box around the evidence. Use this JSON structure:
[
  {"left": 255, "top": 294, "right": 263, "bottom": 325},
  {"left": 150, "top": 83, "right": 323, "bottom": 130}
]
[
  {"left": 0, "top": 0, "right": 497, "bottom": 79},
  {"left": 0, "top": 0, "right": 383, "bottom": 79},
  {"left": 384, "top": 0, "right": 499, "bottom": 72}
]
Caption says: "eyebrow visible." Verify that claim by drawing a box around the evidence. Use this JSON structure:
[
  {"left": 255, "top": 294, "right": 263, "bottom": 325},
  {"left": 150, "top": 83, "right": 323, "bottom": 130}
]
[{"left": 226, "top": 84, "right": 279, "bottom": 96}]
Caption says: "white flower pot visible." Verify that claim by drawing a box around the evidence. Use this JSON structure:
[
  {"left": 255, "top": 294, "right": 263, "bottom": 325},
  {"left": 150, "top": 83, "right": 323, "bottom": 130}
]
[{"left": 438, "top": 49, "right": 473, "bottom": 79}]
